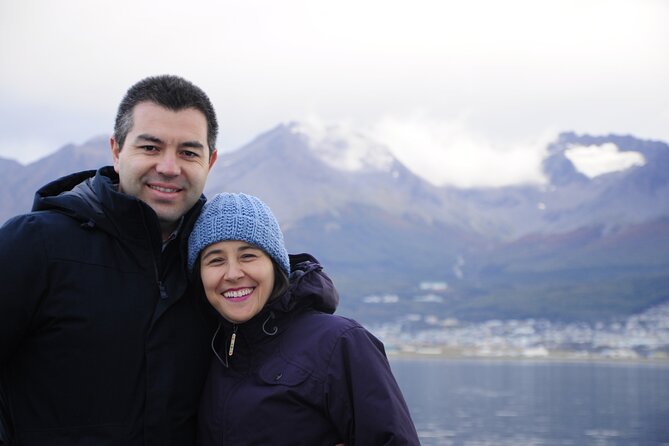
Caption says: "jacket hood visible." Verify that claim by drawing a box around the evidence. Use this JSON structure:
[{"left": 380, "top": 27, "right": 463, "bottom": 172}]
[
  {"left": 281, "top": 252, "right": 339, "bottom": 315},
  {"left": 32, "top": 167, "right": 130, "bottom": 238},
  {"left": 32, "top": 169, "right": 101, "bottom": 222},
  {"left": 32, "top": 166, "right": 205, "bottom": 245}
]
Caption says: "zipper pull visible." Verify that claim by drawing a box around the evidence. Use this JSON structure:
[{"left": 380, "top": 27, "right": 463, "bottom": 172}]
[
  {"left": 159, "top": 281, "right": 168, "bottom": 300},
  {"left": 228, "top": 325, "right": 238, "bottom": 357}
]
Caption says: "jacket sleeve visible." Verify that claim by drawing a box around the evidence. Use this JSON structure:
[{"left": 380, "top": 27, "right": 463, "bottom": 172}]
[
  {"left": 0, "top": 214, "right": 49, "bottom": 363},
  {"left": 325, "top": 324, "right": 420, "bottom": 445}
]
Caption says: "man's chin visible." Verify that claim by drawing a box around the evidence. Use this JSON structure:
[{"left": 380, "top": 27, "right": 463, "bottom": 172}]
[
  {"left": 153, "top": 207, "right": 185, "bottom": 231},
  {"left": 148, "top": 198, "right": 187, "bottom": 216}
]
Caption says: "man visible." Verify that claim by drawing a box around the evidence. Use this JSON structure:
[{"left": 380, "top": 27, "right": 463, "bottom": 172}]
[{"left": 0, "top": 75, "right": 218, "bottom": 445}]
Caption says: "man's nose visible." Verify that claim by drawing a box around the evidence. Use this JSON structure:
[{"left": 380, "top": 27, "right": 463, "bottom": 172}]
[{"left": 156, "top": 151, "right": 181, "bottom": 176}]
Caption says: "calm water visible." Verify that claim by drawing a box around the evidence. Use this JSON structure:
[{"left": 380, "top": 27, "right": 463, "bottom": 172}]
[{"left": 390, "top": 358, "right": 669, "bottom": 446}]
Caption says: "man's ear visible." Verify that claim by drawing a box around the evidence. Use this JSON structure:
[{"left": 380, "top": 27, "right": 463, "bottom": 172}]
[
  {"left": 110, "top": 137, "right": 121, "bottom": 173},
  {"left": 208, "top": 149, "right": 218, "bottom": 171}
]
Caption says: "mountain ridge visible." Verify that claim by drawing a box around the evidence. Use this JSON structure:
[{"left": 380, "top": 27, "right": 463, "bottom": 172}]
[{"left": 2, "top": 126, "right": 667, "bottom": 324}]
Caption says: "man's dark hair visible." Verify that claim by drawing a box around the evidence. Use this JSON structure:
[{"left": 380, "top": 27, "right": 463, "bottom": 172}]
[{"left": 114, "top": 75, "right": 218, "bottom": 157}]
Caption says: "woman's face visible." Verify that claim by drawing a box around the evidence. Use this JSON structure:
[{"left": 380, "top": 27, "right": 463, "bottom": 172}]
[{"left": 200, "top": 240, "right": 275, "bottom": 324}]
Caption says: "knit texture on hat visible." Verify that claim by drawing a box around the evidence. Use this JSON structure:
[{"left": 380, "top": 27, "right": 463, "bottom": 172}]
[{"left": 188, "top": 193, "right": 290, "bottom": 275}]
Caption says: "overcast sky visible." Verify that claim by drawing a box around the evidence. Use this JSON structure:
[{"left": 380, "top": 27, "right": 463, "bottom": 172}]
[{"left": 1, "top": 0, "right": 667, "bottom": 187}]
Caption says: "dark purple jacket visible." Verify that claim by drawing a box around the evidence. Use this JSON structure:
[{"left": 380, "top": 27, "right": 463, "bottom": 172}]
[{"left": 197, "top": 254, "right": 420, "bottom": 445}]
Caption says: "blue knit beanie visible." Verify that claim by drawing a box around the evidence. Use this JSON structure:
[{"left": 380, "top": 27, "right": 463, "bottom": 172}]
[{"left": 188, "top": 193, "right": 290, "bottom": 276}]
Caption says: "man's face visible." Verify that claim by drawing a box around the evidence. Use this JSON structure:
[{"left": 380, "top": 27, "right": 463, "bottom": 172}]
[{"left": 111, "top": 101, "right": 217, "bottom": 239}]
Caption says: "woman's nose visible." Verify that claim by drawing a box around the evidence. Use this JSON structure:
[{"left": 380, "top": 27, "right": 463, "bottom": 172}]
[{"left": 225, "top": 261, "right": 244, "bottom": 280}]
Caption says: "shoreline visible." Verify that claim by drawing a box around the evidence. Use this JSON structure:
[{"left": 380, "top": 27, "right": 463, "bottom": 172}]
[{"left": 386, "top": 348, "right": 669, "bottom": 364}]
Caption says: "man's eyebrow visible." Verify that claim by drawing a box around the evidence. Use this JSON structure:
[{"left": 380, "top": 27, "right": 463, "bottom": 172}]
[
  {"left": 180, "top": 140, "right": 205, "bottom": 150},
  {"left": 134, "top": 134, "right": 163, "bottom": 144},
  {"left": 133, "top": 134, "right": 205, "bottom": 150}
]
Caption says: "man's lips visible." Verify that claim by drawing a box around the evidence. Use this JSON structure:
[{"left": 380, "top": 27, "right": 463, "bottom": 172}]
[{"left": 148, "top": 183, "right": 183, "bottom": 194}]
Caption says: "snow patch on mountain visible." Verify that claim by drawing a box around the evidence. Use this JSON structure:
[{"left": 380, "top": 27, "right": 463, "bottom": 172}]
[
  {"left": 565, "top": 143, "right": 646, "bottom": 178},
  {"left": 290, "top": 120, "right": 395, "bottom": 173}
]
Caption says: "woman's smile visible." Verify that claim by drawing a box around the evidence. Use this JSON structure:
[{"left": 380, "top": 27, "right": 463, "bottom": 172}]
[{"left": 222, "top": 287, "right": 255, "bottom": 301}]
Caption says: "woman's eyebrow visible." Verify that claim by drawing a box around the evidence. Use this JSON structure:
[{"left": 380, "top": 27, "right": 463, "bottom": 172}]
[{"left": 202, "top": 248, "right": 223, "bottom": 259}]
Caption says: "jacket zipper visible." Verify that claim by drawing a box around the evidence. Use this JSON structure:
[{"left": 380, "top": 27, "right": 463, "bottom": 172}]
[
  {"left": 137, "top": 201, "right": 167, "bottom": 300},
  {"left": 228, "top": 325, "right": 238, "bottom": 357}
]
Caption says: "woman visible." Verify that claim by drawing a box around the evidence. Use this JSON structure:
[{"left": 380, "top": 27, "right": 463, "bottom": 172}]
[{"left": 188, "top": 193, "right": 420, "bottom": 445}]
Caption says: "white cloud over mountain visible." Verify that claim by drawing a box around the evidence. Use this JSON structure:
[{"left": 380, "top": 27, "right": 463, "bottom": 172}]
[
  {"left": 565, "top": 143, "right": 646, "bottom": 178},
  {"left": 1, "top": 0, "right": 667, "bottom": 189},
  {"left": 370, "top": 114, "right": 553, "bottom": 188}
]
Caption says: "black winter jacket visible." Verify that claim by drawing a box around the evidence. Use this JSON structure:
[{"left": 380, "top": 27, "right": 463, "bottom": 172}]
[
  {"left": 0, "top": 167, "right": 215, "bottom": 445},
  {"left": 198, "top": 254, "right": 420, "bottom": 445}
]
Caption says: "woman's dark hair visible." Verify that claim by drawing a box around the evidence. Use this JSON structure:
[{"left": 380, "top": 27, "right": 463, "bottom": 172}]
[{"left": 270, "top": 261, "right": 290, "bottom": 301}]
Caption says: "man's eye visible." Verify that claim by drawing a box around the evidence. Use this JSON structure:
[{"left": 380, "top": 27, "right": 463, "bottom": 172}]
[
  {"left": 140, "top": 145, "right": 158, "bottom": 152},
  {"left": 182, "top": 150, "right": 199, "bottom": 158}
]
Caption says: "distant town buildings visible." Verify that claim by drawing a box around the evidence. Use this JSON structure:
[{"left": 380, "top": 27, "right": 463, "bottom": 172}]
[{"left": 364, "top": 295, "right": 669, "bottom": 361}]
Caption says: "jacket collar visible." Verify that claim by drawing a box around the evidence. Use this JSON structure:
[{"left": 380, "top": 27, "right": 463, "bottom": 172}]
[{"left": 33, "top": 166, "right": 205, "bottom": 250}]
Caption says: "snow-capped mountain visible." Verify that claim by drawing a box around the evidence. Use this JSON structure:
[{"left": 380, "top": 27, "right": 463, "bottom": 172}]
[
  {"left": 447, "top": 132, "right": 669, "bottom": 239},
  {"left": 205, "top": 122, "right": 468, "bottom": 231},
  {"left": 2, "top": 126, "right": 668, "bottom": 323},
  {"left": 290, "top": 121, "right": 397, "bottom": 174}
]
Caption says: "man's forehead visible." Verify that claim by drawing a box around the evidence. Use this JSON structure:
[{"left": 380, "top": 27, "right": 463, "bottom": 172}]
[
  {"left": 132, "top": 101, "right": 204, "bottom": 117},
  {"left": 129, "top": 103, "right": 207, "bottom": 132}
]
